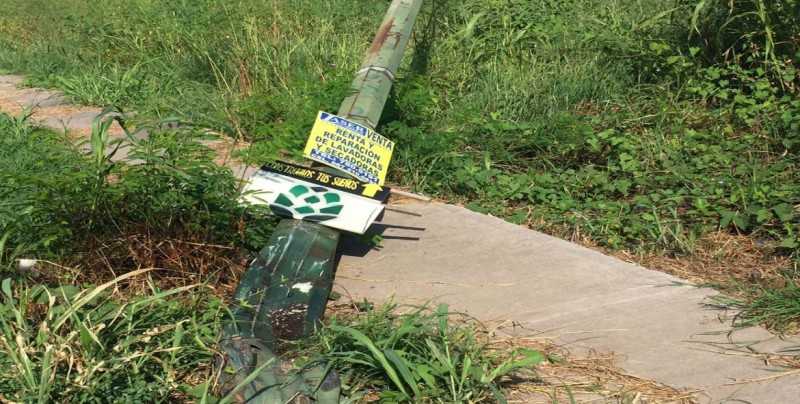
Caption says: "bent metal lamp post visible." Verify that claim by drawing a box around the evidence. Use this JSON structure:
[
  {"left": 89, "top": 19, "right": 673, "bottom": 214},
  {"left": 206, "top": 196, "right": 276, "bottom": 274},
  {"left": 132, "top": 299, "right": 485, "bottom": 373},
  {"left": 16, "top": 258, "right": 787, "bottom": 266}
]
[{"left": 217, "top": 1, "right": 424, "bottom": 402}]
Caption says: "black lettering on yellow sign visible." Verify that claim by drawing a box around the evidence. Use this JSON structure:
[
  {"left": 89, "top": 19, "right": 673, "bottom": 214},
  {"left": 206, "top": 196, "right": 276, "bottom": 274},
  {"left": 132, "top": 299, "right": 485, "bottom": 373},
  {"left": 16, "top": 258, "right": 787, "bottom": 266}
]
[
  {"left": 320, "top": 130, "right": 387, "bottom": 174},
  {"left": 321, "top": 120, "right": 394, "bottom": 151},
  {"left": 304, "top": 111, "right": 395, "bottom": 185}
]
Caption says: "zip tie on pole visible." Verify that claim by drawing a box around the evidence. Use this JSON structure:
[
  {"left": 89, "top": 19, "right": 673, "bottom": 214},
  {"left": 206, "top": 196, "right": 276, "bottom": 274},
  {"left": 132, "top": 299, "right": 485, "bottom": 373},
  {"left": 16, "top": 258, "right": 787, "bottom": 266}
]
[{"left": 356, "top": 65, "right": 397, "bottom": 82}]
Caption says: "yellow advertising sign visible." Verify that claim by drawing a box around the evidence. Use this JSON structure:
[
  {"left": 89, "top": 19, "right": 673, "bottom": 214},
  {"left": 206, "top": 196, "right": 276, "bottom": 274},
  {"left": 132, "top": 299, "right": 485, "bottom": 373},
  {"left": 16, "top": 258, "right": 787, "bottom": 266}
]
[{"left": 303, "top": 111, "right": 393, "bottom": 185}]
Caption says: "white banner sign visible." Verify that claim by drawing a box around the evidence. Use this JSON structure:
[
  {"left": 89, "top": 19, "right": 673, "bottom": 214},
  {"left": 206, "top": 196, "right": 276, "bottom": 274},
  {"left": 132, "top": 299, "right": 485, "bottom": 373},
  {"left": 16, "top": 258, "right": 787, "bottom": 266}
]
[{"left": 240, "top": 161, "right": 388, "bottom": 234}]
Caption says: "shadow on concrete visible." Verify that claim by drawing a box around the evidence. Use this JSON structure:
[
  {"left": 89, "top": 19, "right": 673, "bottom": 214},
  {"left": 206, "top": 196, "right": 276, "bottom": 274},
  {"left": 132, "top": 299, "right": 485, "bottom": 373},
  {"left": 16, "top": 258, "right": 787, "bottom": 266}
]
[{"left": 332, "top": 211, "right": 426, "bottom": 274}]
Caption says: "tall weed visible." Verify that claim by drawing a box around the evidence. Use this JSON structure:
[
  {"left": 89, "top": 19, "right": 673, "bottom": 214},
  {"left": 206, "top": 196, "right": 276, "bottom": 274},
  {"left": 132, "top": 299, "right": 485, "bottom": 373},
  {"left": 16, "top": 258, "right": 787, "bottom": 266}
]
[
  {"left": 0, "top": 112, "right": 275, "bottom": 276},
  {"left": 0, "top": 271, "right": 224, "bottom": 401},
  {"left": 0, "top": 114, "right": 94, "bottom": 265},
  {"left": 290, "top": 300, "right": 546, "bottom": 402}
]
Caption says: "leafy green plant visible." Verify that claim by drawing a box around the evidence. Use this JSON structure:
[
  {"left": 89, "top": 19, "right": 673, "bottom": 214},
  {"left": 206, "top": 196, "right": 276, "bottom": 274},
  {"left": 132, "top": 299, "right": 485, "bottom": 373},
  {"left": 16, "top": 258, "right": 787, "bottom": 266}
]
[
  {"left": 685, "top": 0, "right": 799, "bottom": 67},
  {"left": 0, "top": 113, "right": 95, "bottom": 265},
  {"left": 0, "top": 110, "right": 276, "bottom": 273},
  {"left": 0, "top": 271, "right": 224, "bottom": 402},
  {"left": 106, "top": 122, "right": 276, "bottom": 253},
  {"left": 291, "top": 300, "right": 547, "bottom": 402}
]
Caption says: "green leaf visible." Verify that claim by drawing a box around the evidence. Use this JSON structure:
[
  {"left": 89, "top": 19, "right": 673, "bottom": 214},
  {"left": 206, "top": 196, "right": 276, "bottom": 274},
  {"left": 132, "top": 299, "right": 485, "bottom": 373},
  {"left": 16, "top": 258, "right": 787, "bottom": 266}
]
[
  {"left": 487, "top": 348, "right": 545, "bottom": 382},
  {"left": 27, "top": 285, "right": 83, "bottom": 303},
  {"left": 1, "top": 278, "right": 11, "bottom": 299},
  {"left": 219, "top": 358, "right": 276, "bottom": 404},
  {"left": 185, "top": 381, "right": 217, "bottom": 402},
  {"left": 506, "top": 209, "right": 528, "bottom": 225},
  {"left": 733, "top": 215, "right": 750, "bottom": 230},
  {"left": 774, "top": 203, "right": 794, "bottom": 222},
  {"left": 513, "top": 349, "right": 546, "bottom": 368},
  {"left": 732, "top": 214, "right": 749, "bottom": 230},
  {"left": 719, "top": 210, "right": 735, "bottom": 228},
  {"left": 488, "top": 383, "right": 508, "bottom": 404},
  {"left": 328, "top": 325, "right": 409, "bottom": 398},
  {"left": 690, "top": 0, "right": 707, "bottom": 36},
  {"left": 384, "top": 349, "right": 420, "bottom": 397},
  {"left": 779, "top": 237, "right": 798, "bottom": 248},
  {"left": 464, "top": 202, "right": 488, "bottom": 214},
  {"left": 413, "top": 364, "right": 438, "bottom": 388}
]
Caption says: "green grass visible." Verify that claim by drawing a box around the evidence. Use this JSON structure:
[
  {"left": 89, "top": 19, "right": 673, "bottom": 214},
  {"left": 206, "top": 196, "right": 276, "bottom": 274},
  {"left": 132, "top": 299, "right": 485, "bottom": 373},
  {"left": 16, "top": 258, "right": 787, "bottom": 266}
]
[
  {"left": 0, "top": 113, "right": 95, "bottom": 264},
  {"left": 0, "top": 271, "right": 224, "bottom": 402},
  {"left": 0, "top": 110, "right": 276, "bottom": 270},
  {"left": 0, "top": 113, "right": 555, "bottom": 400},
  {"left": 289, "top": 300, "right": 549, "bottom": 402},
  {"left": 0, "top": 273, "right": 552, "bottom": 402},
  {"left": 712, "top": 275, "right": 800, "bottom": 335},
  {"left": 0, "top": 0, "right": 799, "bottom": 396}
]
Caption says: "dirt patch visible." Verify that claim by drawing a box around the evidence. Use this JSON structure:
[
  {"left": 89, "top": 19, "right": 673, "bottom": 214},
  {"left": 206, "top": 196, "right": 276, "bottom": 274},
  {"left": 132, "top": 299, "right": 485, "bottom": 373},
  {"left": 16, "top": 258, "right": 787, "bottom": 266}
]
[
  {"left": 465, "top": 319, "right": 697, "bottom": 404},
  {"left": 0, "top": 95, "right": 115, "bottom": 141},
  {"left": 27, "top": 104, "right": 93, "bottom": 119},
  {"left": 0, "top": 99, "right": 26, "bottom": 116},
  {"left": 0, "top": 88, "right": 64, "bottom": 113},
  {"left": 386, "top": 187, "right": 434, "bottom": 205},
  {"left": 0, "top": 86, "right": 37, "bottom": 101},
  {"left": 511, "top": 350, "right": 699, "bottom": 403}
]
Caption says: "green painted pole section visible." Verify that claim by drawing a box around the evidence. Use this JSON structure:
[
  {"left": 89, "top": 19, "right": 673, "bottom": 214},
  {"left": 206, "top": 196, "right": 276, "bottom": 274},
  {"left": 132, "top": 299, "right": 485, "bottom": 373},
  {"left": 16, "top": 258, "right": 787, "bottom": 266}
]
[
  {"left": 338, "top": 0, "right": 424, "bottom": 130},
  {"left": 218, "top": 1, "right": 423, "bottom": 402},
  {"left": 218, "top": 220, "right": 340, "bottom": 403},
  {"left": 224, "top": 220, "right": 339, "bottom": 346}
]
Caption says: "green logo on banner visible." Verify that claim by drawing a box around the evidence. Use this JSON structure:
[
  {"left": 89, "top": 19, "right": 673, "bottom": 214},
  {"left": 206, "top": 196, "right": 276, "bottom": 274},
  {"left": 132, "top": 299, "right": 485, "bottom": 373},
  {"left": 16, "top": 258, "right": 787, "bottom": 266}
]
[{"left": 270, "top": 185, "right": 344, "bottom": 222}]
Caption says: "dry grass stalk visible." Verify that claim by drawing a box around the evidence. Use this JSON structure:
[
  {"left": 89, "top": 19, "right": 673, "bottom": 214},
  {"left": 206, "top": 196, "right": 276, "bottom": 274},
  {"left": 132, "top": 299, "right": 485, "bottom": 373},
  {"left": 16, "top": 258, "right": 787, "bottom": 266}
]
[{"left": 489, "top": 335, "right": 699, "bottom": 404}]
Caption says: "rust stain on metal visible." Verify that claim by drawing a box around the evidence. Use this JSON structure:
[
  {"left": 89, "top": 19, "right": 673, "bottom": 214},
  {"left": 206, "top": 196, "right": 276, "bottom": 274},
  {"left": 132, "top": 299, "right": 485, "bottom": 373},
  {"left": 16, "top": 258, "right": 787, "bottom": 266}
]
[
  {"left": 367, "top": 16, "right": 396, "bottom": 57},
  {"left": 343, "top": 90, "right": 363, "bottom": 121}
]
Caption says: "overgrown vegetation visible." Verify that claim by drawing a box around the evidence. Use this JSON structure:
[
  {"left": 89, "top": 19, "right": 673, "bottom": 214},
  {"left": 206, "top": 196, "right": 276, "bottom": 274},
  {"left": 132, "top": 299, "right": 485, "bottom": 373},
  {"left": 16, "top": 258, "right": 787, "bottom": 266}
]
[
  {"left": 290, "top": 301, "right": 548, "bottom": 402},
  {"left": 0, "top": 111, "right": 274, "bottom": 271},
  {"left": 0, "top": 114, "right": 558, "bottom": 401},
  {"left": 0, "top": 271, "right": 224, "bottom": 402},
  {"left": 1, "top": 0, "right": 795, "bottom": 260},
  {"left": 0, "top": 112, "right": 262, "bottom": 399},
  {"left": 0, "top": 0, "right": 799, "bottom": 399}
]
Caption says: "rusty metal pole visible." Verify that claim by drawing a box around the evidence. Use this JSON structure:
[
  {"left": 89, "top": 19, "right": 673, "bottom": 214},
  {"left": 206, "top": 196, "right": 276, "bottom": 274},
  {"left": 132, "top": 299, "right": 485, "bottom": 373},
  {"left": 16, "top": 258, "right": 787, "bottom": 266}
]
[
  {"left": 338, "top": 0, "right": 424, "bottom": 131},
  {"left": 218, "top": 1, "right": 424, "bottom": 403}
]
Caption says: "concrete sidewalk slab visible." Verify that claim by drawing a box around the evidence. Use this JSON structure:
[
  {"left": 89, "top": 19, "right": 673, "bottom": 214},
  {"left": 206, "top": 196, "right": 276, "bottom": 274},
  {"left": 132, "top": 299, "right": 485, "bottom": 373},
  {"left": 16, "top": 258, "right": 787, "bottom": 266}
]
[
  {"left": 0, "top": 75, "right": 109, "bottom": 134},
  {"left": 0, "top": 75, "right": 256, "bottom": 174},
  {"left": 0, "top": 74, "right": 24, "bottom": 95},
  {"left": 0, "top": 76, "right": 65, "bottom": 109},
  {"left": 335, "top": 204, "right": 800, "bottom": 403}
]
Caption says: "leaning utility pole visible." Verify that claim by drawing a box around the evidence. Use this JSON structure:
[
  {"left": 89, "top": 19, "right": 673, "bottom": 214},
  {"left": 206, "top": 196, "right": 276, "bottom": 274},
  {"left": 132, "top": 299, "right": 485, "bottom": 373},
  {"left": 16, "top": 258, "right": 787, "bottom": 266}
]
[{"left": 217, "top": 1, "right": 424, "bottom": 402}]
